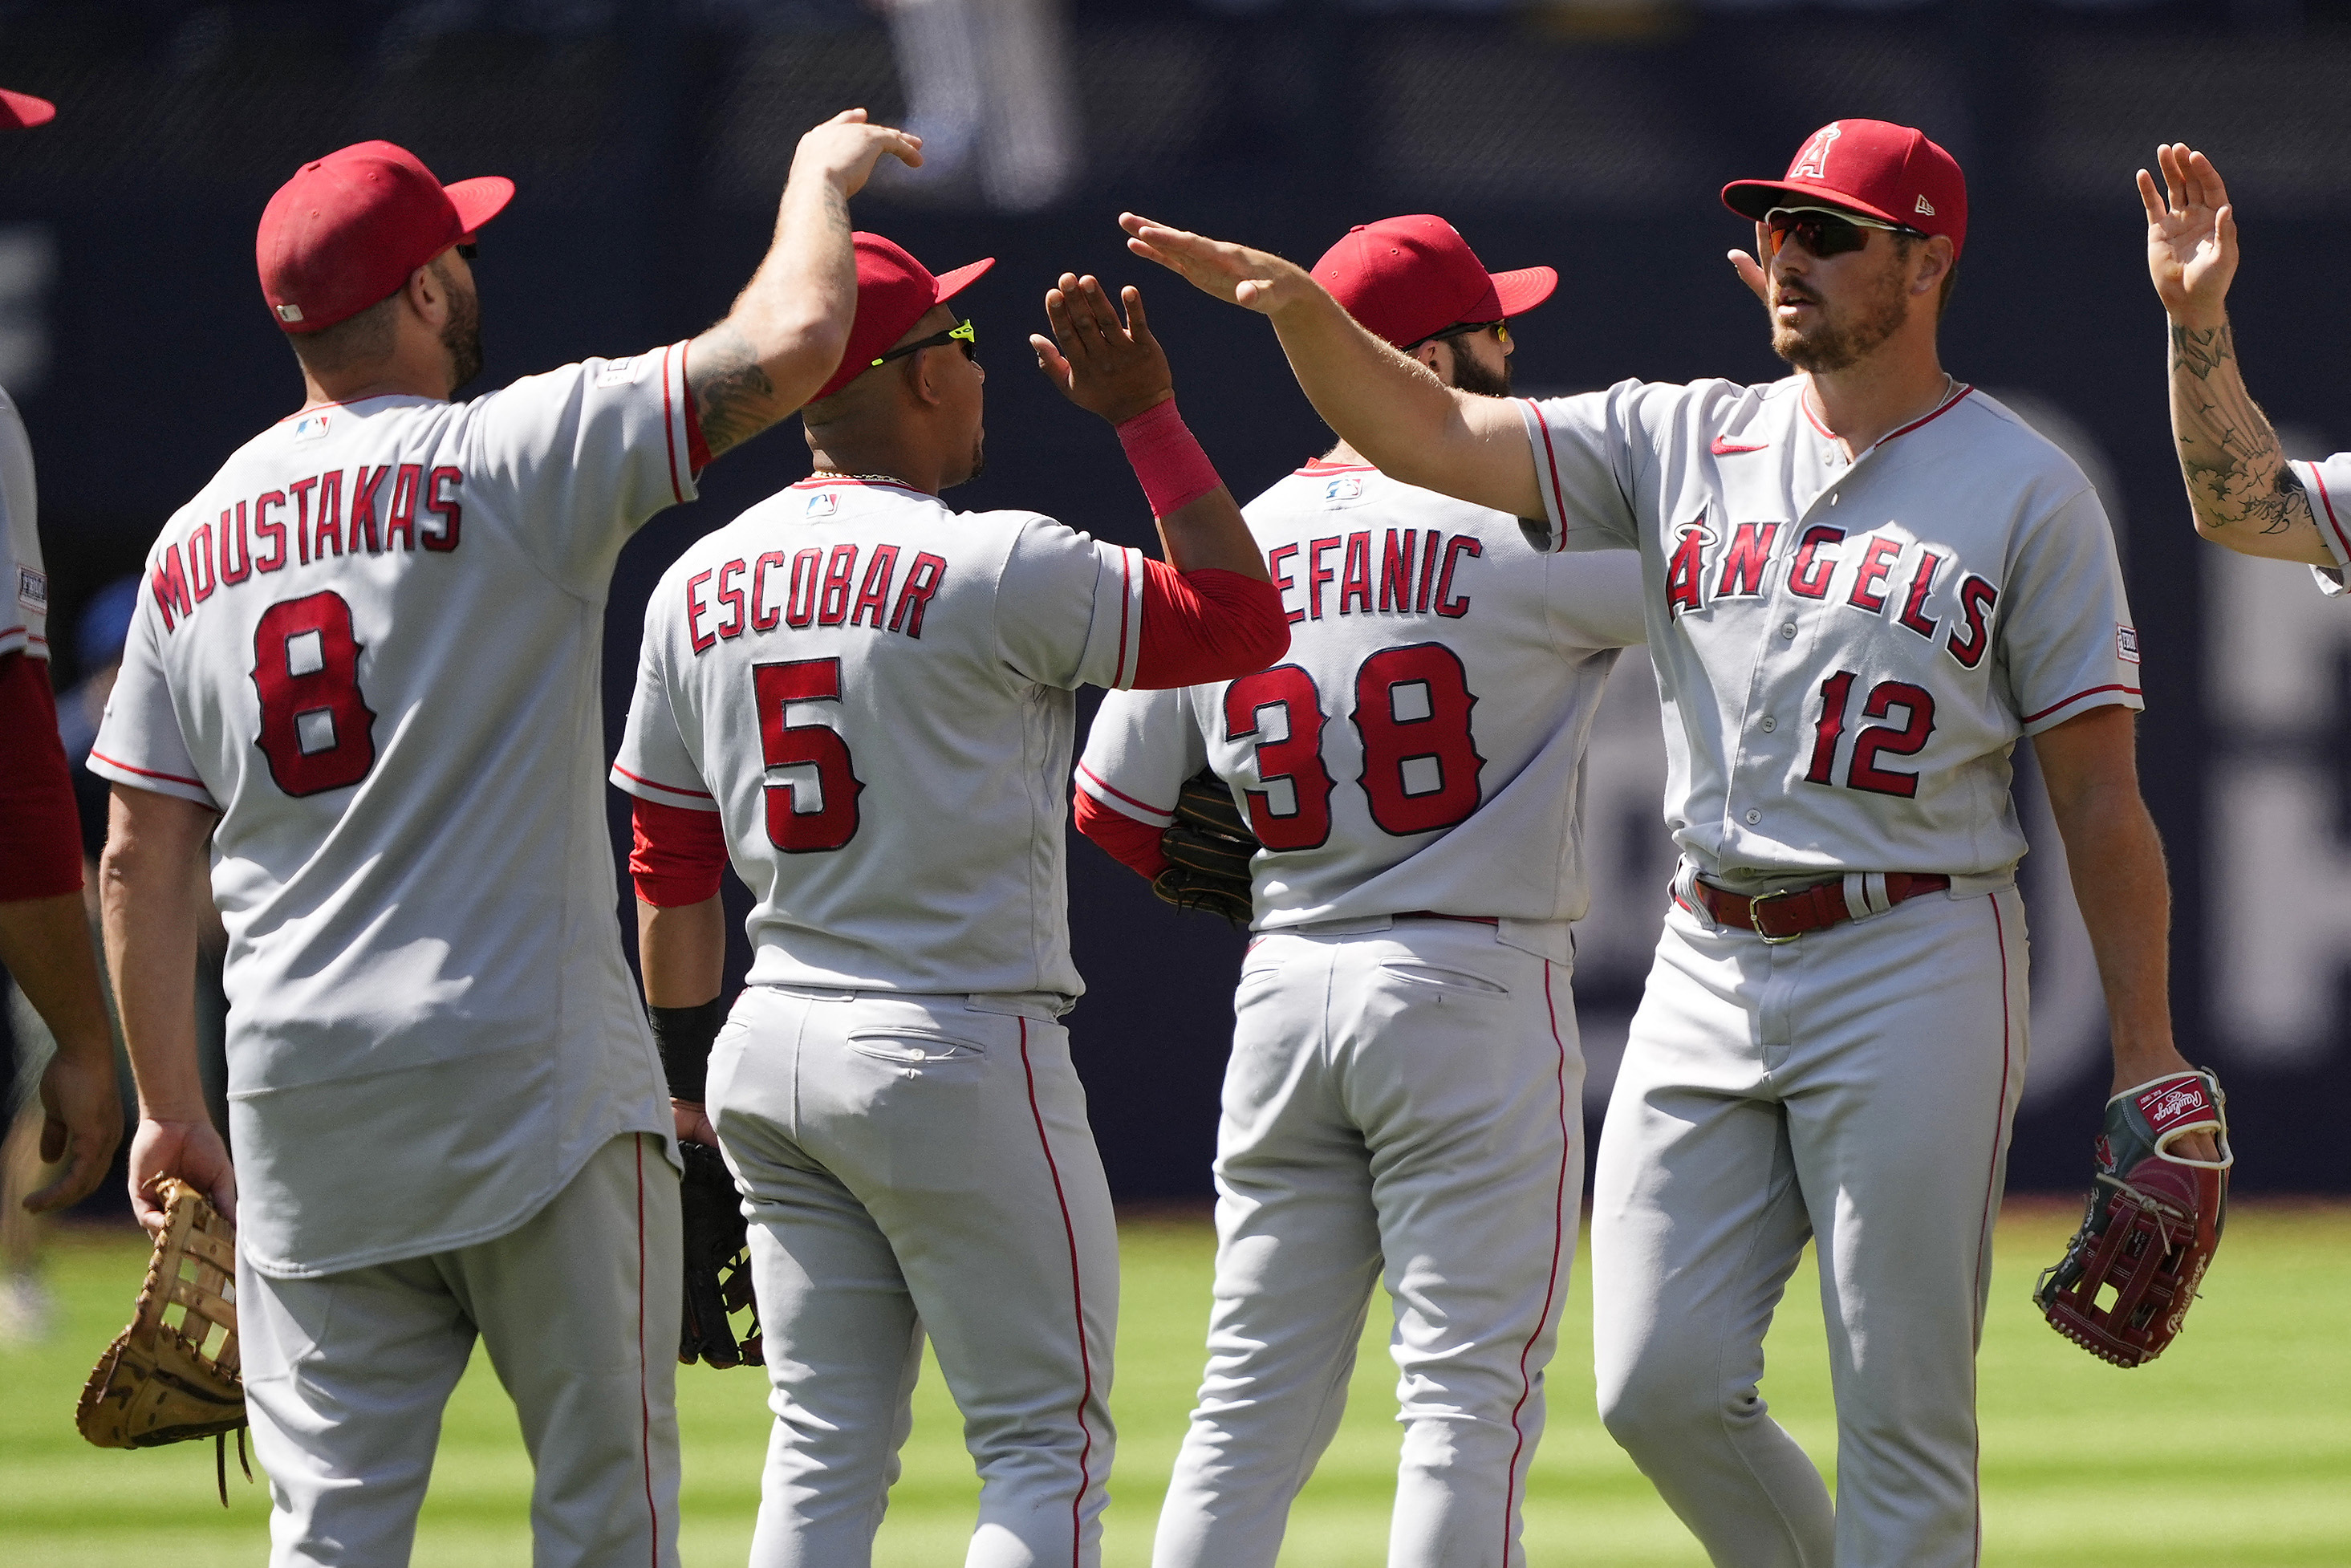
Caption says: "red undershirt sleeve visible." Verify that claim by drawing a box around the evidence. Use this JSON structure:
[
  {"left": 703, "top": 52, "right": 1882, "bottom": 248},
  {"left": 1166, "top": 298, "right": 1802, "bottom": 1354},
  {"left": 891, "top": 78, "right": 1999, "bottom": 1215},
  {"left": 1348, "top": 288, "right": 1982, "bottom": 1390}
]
[
  {"left": 0, "top": 652, "right": 83, "bottom": 902},
  {"left": 1130, "top": 561, "right": 1290, "bottom": 690},
  {"left": 630, "top": 795, "right": 728, "bottom": 908},
  {"left": 1074, "top": 787, "right": 1170, "bottom": 881}
]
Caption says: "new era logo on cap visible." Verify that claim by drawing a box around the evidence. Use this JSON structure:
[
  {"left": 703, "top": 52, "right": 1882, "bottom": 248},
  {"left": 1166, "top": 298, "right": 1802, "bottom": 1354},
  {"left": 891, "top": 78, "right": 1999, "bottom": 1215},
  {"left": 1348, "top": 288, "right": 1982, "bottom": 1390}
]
[{"left": 1915, "top": 195, "right": 1936, "bottom": 217}]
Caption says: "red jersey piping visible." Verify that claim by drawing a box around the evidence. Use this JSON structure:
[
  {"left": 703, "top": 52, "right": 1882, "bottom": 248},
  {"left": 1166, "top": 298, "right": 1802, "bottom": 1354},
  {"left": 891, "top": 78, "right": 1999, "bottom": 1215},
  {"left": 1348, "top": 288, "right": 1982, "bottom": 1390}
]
[
  {"left": 2306, "top": 462, "right": 2351, "bottom": 567},
  {"left": 88, "top": 749, "right": 208, "bottom": 790},
  {"left": 612, "top": 762, "right": 715, "bottom": 801},
  {"left": 2019, "top": 683, "right": 2141, "bottom": 725},
  {"left": 1074, "top": 763, "right": 1173, "bottom": 823}
]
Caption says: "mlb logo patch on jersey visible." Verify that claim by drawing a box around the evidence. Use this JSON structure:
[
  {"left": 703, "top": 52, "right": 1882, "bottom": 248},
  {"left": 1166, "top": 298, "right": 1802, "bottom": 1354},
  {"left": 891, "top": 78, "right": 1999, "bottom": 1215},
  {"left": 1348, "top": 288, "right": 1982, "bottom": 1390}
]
[
  {"left": 18, "top": 565, "right": 46, "bottom": 612},
  {"left": 1324, "top": 476, "right": 1364, "bottom": 506},
  {"left": 2116, "top": 624, "right": 2140, "bottom": 664},
  {"left": 292, "top": 412, "right": 331, "bottom": 441},
  {"left": 806, "top": 491, "right": 838, "bottom": 518}
]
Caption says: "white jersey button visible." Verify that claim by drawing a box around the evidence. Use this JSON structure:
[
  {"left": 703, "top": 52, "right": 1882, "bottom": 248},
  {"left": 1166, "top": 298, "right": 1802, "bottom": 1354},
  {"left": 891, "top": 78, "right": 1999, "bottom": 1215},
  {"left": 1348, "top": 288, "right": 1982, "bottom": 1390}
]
[
  {"left": 1744, "top": 808, "right": 1761, "bottom": 824},
  {"left": 1781, "top": 622, "right": 1797, "bottom": 638},
  {"left": 1760, "top": 716, "right": 1776, "bottom": 732}
]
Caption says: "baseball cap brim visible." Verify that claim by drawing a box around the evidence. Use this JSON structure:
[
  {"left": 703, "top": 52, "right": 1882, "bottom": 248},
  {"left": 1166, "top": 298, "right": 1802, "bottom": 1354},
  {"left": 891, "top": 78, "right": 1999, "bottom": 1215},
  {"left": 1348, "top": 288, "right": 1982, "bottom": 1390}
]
[
  {"left": 1721, "top": 179, "right": 1906, "bottom": 230},
  {"left": 931, "top": 257, "right": 994, "bottom": 308},
  {"left": 0, "top": 89, "right": 55, "bottom": 131},
  {"left": 1490, "top": 264, "right": 1557, "bottom": 319},
  {"left": 447, "top": 176, "right": 515, "bottom": 240}
]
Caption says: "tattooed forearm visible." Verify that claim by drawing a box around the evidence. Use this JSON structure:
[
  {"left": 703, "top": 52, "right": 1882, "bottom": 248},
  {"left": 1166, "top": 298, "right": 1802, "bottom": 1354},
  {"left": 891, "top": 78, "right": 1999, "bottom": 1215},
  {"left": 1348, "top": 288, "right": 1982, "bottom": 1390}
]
[
  {"left": 688, "top": 322, "right": 779, "bottom": 461},
  {"left": 2166, "top": 313, "right": 2324, "bottom": 559}
]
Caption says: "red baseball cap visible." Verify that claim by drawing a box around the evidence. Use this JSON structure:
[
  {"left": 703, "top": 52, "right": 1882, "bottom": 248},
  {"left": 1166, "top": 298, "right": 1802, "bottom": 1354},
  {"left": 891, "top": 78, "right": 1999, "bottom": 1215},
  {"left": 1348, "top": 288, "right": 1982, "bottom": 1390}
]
[
  {"left": 814, "top": 234, "right": 994, "bottom": 402},
  {"left": 1312, "top": 216, "right": 1555, "bottom": 351},
  {"left": 257, "top": 140, "right": 514, "bottom": 334},
  {"left": 1, "top": 89, "right": 55, "bottom": 131},
  {"left": 1721, "top": 120, "right": 1967, "bottom": 260}
]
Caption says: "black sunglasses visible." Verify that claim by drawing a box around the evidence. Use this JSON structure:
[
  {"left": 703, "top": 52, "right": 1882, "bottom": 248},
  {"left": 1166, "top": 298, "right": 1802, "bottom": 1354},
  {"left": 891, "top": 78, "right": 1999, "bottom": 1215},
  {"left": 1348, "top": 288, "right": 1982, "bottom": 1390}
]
[
  {"left": 874, "top": 317, "right": 977, "bottom": 368},
  {"left": 1763, "top": 206, "right": 1922, "bottom": 259},
  {"left": 1401, "top": 319, "right": 1508, "bottom": 353},
  {"left": 457, "top": 242, "right": 477, "bottom": 260}
]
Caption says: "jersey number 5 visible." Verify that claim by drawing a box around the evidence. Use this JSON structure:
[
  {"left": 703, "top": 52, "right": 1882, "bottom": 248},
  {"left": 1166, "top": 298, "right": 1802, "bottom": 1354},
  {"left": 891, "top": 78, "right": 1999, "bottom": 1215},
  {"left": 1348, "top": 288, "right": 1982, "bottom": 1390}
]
[
  {"left": 1803, "top": 670, "right": 1937, "bottom": 798},
  {"left": 252, "top": 591, "right": 378, "bottom": 797},
  {"left": 753, "top": 658, "right": 863, "bottom": 852},
  {"left": 1223, "top": 644, "right": 1486, "bottom": 849}
]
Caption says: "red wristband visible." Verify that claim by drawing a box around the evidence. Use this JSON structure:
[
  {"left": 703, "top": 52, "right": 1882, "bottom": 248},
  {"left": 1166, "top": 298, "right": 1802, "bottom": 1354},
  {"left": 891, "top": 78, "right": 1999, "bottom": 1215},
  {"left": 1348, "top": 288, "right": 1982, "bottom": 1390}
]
[{"left": 1116, "top": 397, "right": 1223, "bottom": 518}]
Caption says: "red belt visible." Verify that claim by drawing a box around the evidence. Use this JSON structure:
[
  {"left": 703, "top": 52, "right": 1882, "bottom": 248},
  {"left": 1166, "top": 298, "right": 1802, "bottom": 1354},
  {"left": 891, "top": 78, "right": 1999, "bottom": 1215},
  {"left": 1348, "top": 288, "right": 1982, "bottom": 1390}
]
[{"left": 1686, "top": 874, "right": 1948, "bottom": 943}]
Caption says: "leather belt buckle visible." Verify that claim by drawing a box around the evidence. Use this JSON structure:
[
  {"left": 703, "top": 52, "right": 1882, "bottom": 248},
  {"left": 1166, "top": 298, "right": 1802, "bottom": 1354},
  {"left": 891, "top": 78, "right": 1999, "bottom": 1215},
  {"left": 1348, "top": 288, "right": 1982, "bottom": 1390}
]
[{"left": 1747, "top": 887, "right": 1810, "bottom": 944}]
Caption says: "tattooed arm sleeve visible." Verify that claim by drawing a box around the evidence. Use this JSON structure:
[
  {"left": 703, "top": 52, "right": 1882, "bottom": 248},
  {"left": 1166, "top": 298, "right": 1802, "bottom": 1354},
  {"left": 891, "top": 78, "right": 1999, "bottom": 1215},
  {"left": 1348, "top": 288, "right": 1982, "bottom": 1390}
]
[{"left": 2167, "top": 317, "right": 2333, "bottom": 566}]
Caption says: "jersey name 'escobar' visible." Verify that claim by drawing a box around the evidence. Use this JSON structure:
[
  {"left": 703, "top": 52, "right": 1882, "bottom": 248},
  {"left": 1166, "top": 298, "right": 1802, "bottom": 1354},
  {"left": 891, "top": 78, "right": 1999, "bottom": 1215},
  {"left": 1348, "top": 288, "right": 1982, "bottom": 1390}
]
[
  {"left": 615, "top": 477, "right": 1148, "bottom": 1004},
  {"left": 1517, "top": 378, "right": 2142, "bottom": 886},
  {"left": 90, "top": 346, "right": 700, "bottom": 1278}
]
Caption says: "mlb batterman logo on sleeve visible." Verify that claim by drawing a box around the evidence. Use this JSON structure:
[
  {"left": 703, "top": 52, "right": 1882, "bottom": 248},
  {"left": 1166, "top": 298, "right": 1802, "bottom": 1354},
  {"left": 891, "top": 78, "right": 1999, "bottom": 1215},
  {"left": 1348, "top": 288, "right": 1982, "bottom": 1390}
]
[{"left": 1721, "top": 117, "right": 1969, "bottom": 258}]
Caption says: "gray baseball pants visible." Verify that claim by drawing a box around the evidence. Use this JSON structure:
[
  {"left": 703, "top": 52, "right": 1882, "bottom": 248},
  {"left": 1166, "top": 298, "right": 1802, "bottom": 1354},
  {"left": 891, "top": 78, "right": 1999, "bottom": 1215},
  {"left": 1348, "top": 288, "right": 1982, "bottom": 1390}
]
[
  {"left": 238, "top": 1130, "right": 682, "bottom": 1568},
  {"left": 1153, "top": 920, "right": 1583, "bottom": 1568},
  {"left": 1591, "top": 883, "right": 2029, "bottom": 1568},
  {"left": 709, "top": 985, "right": 1118, "bottom": 1568}
]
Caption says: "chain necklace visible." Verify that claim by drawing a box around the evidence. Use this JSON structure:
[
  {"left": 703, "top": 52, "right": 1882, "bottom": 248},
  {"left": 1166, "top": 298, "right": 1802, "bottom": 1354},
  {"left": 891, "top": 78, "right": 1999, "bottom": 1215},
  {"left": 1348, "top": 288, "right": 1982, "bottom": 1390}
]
[{"left": 807, "top": 469, "right": 909, "bottom": 485}]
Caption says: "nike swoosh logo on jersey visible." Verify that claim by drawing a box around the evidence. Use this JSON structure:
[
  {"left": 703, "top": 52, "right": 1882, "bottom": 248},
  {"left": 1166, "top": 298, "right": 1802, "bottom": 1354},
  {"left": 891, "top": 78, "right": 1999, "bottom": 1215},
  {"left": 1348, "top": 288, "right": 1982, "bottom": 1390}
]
[{"left": 1710, "top": 437, "right": 1768, "bottom": 455}]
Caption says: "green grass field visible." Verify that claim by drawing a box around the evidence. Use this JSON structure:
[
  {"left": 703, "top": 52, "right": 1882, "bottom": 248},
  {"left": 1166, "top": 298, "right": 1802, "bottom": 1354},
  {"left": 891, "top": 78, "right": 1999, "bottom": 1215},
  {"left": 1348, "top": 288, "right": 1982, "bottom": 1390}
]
[{"left": 4, "top": 1204, "right": 2345, "bottom": 1566}]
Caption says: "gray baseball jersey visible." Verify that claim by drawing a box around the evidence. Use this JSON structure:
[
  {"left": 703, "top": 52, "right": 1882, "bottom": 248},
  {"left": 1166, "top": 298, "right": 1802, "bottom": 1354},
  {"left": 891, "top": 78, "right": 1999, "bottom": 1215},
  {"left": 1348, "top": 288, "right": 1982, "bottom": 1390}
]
[
  {"left": 2, "top": 384, "right": 46, "bottom": 661},
  {"left": 89, "top": 345, "right": 700, "bottom": 1278},
  {"left": 1078, "top": 460, "right": 1643, "bottom": 953},
  {"left": 611, "top": 475, "right": 1147, "bottom": 1003},
  {"left": 2290, "top": 454, "right": 2351, "bottom": 599},
  {"left": 1517, "top": 379, "right": 2142, "bottom": 885}
]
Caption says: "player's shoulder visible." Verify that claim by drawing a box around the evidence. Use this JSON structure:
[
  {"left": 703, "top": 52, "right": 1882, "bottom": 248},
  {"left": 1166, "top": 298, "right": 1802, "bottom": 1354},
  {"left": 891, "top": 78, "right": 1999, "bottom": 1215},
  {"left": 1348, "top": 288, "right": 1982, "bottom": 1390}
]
[
  {"left": 1244, "top": 460, "right": 1510, "bottom": 534},
  {"left": 1931, "top": 388, "right": 2101, "bottom": 514}
]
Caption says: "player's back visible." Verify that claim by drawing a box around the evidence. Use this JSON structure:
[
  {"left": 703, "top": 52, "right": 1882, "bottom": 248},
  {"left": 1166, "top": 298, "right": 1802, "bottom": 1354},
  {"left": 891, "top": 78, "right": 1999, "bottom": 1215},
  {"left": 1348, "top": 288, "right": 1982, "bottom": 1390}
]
[
  {"left": 1082, "top": 461, "right": 1642, "bottom": 945},
  {"left": 619, "top": 477, "right": 1147, "bottom": 1001},
  {"left": 90, "top": 349, "right": 699, "bottom": 1273}
]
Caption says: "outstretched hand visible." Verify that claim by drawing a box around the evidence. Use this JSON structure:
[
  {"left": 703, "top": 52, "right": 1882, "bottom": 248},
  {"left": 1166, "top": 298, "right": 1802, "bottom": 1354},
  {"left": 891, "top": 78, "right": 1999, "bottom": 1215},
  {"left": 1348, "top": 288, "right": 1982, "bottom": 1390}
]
[
  {"left": 2138, "top": 143, "right": 2235, "bottom": 327},
  {"left": 791, "top": 108, "right": 923, "bottom": 200},
  {"left": 1119, "top": 214, "right": 1319, "bottom": 315},
  {"left": 1030, "top": 274, "right": 1174, "bottom": 425}
]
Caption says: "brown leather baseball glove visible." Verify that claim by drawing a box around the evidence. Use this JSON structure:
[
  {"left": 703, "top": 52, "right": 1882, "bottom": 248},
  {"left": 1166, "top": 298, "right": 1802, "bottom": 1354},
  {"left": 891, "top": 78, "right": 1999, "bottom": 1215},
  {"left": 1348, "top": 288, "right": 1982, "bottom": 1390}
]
[
  {"left": 1152, "top": 767, "right": 1258, "bottom": 925},
  {"left": 77, "top": 1178, "right": 252, "bottom": 1501},
  {"left": 2036, "top": 1069, "right": 2231, "bottom": 1367}
]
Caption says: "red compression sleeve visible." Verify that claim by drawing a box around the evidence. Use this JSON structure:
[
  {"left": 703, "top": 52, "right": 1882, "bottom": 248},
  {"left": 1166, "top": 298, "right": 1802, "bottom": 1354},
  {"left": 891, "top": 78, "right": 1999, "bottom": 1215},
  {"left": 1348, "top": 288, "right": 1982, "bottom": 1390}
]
[
  {"left": 630, "top": 796, "right": 727, "bottom": 908},
  {"left": 1117, "top": 398, "right": 1223, "bottom": 518},
  {"left": 0, "top": 652, "right": 84, "bottom": 901},
  {"left": 1074, "top": 787, "right": 1169, "bottom": 881},
  {"left": 1131, "top": 562, "right": 1292, "bottom": 689}
]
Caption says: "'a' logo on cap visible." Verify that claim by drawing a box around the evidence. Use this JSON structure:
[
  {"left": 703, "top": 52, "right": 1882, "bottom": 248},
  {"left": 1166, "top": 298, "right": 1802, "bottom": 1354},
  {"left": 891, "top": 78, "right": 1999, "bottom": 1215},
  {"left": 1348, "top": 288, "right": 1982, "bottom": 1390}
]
[{"left": 1791, "top": 124, "right": 1841, "bottom": 181}]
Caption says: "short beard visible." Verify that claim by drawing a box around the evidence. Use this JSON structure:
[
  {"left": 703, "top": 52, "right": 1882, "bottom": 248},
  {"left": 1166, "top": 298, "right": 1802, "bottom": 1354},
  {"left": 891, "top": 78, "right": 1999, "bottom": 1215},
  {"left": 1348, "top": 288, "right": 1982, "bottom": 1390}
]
[
  {"left": 436, "top": 262, "right": 485, "bottom": 394},
  {"left": 1769, "top": 249, "right": 1910, "bottom": 374},
  {"left": 1449, "top": 351, "right": 1513, "bottom": 399}
]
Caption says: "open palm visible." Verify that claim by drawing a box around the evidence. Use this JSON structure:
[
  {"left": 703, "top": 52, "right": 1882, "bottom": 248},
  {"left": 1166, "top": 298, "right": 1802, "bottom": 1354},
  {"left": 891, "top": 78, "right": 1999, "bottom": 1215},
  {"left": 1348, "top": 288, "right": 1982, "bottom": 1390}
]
[{"left": 2138, "top": 142, "right": 2237, "bottom": 320}]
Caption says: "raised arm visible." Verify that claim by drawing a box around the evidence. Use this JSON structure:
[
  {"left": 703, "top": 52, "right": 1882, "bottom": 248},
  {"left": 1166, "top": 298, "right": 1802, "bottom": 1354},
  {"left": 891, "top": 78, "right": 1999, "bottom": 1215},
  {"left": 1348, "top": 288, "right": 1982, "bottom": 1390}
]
[
  {"left": 688, "top": 110, "right": 924, "bottom": 461},
  {"left": 1118, "top": 213, "right": 1542, "bottom": 519},
  {"left": 2139, "top": 143, "right": 2331, "bottom": 566}
]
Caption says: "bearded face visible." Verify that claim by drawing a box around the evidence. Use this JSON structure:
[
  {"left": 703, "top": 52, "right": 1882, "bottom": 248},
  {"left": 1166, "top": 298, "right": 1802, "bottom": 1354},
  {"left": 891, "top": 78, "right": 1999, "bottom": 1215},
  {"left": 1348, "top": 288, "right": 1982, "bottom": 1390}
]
[
  {"left": 1768, "top": 237, "right": 1915, "bottom": 374},
  {"left": 436, "top": 258, "right": 484, "bottom": 394},
  {"left": 1448, "top": 346, "right": 1513, "bottom": 399}
]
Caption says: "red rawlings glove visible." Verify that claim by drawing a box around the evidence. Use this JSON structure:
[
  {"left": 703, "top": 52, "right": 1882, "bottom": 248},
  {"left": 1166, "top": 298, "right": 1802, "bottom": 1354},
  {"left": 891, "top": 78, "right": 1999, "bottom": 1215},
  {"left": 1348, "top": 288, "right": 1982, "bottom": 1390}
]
[{"left": 2036, "top": 1069, "right": 2231, "bottom": 1367}]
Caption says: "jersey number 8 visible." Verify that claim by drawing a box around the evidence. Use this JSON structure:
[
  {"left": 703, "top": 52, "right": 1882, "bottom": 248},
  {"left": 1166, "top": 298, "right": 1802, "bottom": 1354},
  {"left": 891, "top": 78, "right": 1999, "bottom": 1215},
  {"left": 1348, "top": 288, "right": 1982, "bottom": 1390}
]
[
  {"left": 1222, "top": 643, "right": 1488, "bottom": 849},
  {"left": 251, "top": 591, "right": 378, "bottom": 797}
]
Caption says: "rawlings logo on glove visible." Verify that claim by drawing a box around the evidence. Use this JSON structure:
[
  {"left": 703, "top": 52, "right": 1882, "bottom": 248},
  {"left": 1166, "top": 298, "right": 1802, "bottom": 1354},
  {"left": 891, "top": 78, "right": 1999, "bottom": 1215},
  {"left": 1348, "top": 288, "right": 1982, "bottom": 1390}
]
[{"left": 2036, "top": 1068, "right": 2231, "bottom": 1367}]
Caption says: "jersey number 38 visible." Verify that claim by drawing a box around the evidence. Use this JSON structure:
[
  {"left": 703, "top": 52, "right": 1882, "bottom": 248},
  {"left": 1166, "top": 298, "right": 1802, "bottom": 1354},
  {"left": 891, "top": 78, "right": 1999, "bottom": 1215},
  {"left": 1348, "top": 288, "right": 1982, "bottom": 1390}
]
[{"left": 1223, "top": 643, "right": 1487, "bottom": 849}]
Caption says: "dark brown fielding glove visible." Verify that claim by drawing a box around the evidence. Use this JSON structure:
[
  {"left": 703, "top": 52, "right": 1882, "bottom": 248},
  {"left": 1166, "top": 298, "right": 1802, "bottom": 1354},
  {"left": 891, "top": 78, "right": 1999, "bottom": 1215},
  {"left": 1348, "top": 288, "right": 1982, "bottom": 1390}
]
[
  {"left": 2036, "top": 1069, "right": 2231, "bottom": 1367},
  {"left": 77, "top": 1178, "right": 252, "bottom": 1503},
  {"left": 1153, "top": 767, "right": 1258, "bottom": 925},
  {"left": 679, "top": 1139, "right": 763, "bottom": 1369}
]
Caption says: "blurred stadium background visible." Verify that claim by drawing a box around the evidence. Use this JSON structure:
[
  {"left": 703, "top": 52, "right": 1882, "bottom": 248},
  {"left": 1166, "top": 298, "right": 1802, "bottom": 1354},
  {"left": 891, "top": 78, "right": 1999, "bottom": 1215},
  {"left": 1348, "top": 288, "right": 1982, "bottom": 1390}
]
[{"left": 6, "top": 0, "right": 2351, "bottom": 1558}]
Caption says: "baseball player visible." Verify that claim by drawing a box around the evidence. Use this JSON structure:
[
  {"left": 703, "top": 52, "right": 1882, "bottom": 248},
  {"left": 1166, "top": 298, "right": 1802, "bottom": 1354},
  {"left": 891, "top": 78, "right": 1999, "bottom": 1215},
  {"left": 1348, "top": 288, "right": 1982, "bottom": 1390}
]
[
  {"left": 1074, "top": 216, "right": 1645, "bottom": 1568},
  {"left": 1123, "top": 119, "right": 2214, "bottom": 1568},
  {"left": 0, "top": 83, "right": 121, "bottom": 1246},
  {"left": 2139, "top": 142, "right": 2351, "bottom": 593},
  {"left": 614, "top": 236, "right": 1289, "bottom": 1567},
  {"left": 91, "top": 112, "right": 920, "bottom": 1566}
]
